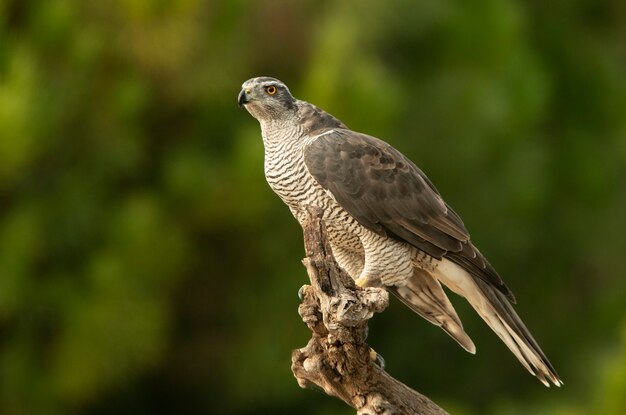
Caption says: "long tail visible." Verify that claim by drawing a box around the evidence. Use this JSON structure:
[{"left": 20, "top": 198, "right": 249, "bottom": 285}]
[
  {"left": 390, "top": 268, "right": 476, "bottom": 354},
  {"left": 435, "top": 259, "right": 563, "bottom": 387}
]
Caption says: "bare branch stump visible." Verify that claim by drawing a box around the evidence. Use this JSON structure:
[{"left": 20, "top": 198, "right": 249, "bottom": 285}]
[{"left": 291, "top": 206, "right": 449, "bottom": 415}]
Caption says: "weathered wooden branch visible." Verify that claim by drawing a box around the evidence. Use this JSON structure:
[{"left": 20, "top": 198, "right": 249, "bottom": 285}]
[{"left": 291, "top": 206, "right": 449, "bottom": 415}]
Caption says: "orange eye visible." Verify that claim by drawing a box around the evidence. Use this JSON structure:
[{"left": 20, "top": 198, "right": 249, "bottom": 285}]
[{"left": 266, "top": 85, "right": 277, "bottom": 95}]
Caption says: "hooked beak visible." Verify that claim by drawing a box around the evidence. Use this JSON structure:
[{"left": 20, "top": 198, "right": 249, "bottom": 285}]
[{"left": 238, "top": 89, "right": 250, "bottom": 107}]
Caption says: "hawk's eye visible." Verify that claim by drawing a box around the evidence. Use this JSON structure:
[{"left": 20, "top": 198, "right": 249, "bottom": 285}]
[{"left": 265, "top": 85, "right": 277, "bottom": 95}]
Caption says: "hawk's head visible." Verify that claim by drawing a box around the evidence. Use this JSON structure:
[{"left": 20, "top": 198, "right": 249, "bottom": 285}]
[{"left": 238, "top": 77, "right": 296, "bottom": 121}]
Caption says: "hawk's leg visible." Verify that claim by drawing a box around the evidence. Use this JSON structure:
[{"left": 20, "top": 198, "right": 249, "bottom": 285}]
[
  {"left": 326, "top": 236, "right": 364, "bottom": 281},
  {"left": 355, "top": 230, "right": 415, "bottom": 288}
]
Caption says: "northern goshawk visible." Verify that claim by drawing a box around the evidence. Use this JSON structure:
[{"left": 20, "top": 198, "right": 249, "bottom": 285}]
[{"left": 238, "top": 76, "right": 562, "bottom": 387}]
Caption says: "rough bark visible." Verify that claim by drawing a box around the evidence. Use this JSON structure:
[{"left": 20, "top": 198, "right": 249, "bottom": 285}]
[{"left": 291, "top": 206, "right": 449, "bottom": 415}]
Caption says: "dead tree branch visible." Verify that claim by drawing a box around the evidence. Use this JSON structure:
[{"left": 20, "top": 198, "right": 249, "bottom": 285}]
[{"left": 291, "top": 206, "right": 449, "bottom": 415}]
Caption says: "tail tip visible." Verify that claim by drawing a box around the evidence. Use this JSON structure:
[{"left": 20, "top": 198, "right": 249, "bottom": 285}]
[{"left": 538, "top": 371, "right": 563, "bottom": 387}]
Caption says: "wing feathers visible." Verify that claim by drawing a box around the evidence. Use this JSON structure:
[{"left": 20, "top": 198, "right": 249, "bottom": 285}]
[
  {"left": 303, "top": 128, "right": 512, "bottom": 297},
  {"left": 301, "top": 122, "right": 560, "bottom": 386}
]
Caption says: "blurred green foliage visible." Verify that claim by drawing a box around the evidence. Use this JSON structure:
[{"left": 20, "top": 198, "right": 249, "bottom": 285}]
[{"left": 0, "top": 0, "right": 625, "bottom": 414}]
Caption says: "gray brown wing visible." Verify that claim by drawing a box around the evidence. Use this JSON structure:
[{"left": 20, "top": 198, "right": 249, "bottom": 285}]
[{"left": 303, "top": 128, "right": 514, "bottom": 302}]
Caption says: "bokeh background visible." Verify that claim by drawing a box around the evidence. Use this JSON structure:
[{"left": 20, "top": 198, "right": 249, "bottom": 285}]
[{"left": 1, "top": 0, "right": 625, "bottom": 414}]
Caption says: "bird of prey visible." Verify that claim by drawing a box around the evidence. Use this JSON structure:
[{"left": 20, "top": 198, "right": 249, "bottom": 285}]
[{"left": 238, "top": 76, "right": 562, "bottom": 387}]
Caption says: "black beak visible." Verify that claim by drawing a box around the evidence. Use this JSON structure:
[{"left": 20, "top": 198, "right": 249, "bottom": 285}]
[{"left": 238, "top": 89, "right": 250, "bottom": 107}]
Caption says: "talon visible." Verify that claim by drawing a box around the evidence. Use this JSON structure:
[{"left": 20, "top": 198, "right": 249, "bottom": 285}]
[
  {"left": 375, "top": 353, "right": 385, "bottom": 369},
  {"left": 369, "top": 347, "right": 385, "bottom": 369},
  {"left": 298, "top": 284, "right": 310, "bottom": 301}
]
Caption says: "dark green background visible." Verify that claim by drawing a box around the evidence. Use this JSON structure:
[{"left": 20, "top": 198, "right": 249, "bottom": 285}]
[{"left": 1, "top": 1, "right": 625, "bottom": 414}]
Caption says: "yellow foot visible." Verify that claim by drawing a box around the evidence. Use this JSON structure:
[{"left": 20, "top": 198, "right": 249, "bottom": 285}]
[{"left": 354, "top": 277, "right": 368, "bottom": 288}]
